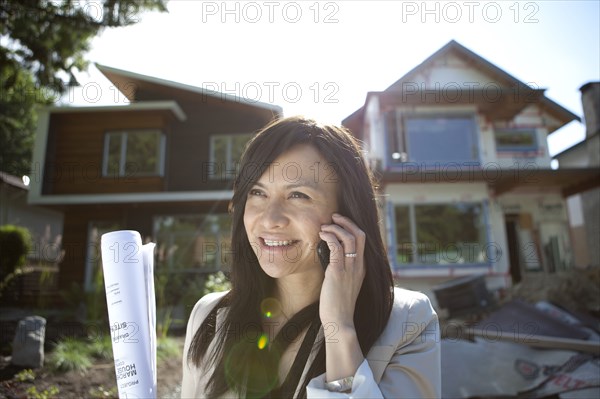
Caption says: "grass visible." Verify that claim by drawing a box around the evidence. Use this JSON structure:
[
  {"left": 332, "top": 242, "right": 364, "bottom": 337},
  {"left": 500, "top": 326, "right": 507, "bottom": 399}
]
[
  {"left": 46, "top": 334, "right": 181, "bottom": 373},
  {"left": 88, "top": 334, "right": 113, "bottom": 360},
  {"left": 48, "top": 337, "right": 93, "bottom": 373},
  {"left": 157, "top": 336, "right": 181, "bottom": 362}
]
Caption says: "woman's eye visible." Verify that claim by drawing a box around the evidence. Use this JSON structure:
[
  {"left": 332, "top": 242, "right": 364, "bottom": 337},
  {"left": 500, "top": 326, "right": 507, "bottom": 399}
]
[
  {"left": 290, "top": 191, "right": 310, "bottom": 199},
  {"left": 249, "top": 189, "right": 264, "bottom": 197}
]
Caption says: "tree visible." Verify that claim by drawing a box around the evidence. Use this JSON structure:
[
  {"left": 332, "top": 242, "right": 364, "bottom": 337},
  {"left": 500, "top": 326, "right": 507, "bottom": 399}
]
[{"left": 0, "top": 0, "right": 167, "bottom": 177}]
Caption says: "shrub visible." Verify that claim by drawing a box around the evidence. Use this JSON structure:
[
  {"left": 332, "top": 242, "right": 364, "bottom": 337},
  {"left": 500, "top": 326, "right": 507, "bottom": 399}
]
[
  {"left": 88, "top": 334, "right": 113, "bottom": 360},
  {"left": 26, "top": 385, "right": 59, "bottom": 399},
  {"left": 0, "top": 224, "right": 32, "bottom": 280},
  {"left": 15, "top": 368, "right": 36, "bottom": 382},
  {"left": 48, "top": 337, "right": 93, "bottom": 373},
  {"left": 157, "top": 336, "right": 181, "bottom": 362},
  {"left": 89, "top": 385, "right": 118, "bottom": 398},
  {"left": 203, "top": 271, "right": 231, "bottom": 296}
]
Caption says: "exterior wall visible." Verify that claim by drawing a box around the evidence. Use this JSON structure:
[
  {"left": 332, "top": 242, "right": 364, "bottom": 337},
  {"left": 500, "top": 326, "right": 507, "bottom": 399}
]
[
  {"left": 42, "top": 102, "right": 275, "bottom": 197},
  {"left": 373, "top": 101, "right": 554, "bottom": 171},
  {"left": 582, "top": 188, "right": 600, "bottom": 267},
  {"left": 384, "top": 180, "right": 511, "bottom": 304},
  {"left": 586, "top": 134, "right": 600, "bottom": 166},
  {"left": 556, "top": 145, "right": 589, "bottom": 168},
  {"left": 57, "top": 201, "right": 231, "bottom": 290},
  {"left": 365, "top": 97, "right": 384, "bottom": 167},
  {"left": 581, "top": 83, "right": 600, "bottom": 138},
  {"left": 407, "top": 53, "right": 494, "bottom": 88},
  {"left": 491, "top": 104, "right": 552, "bottom": 169},
  {"left": 0, "top": 183, "right": 63, "bottom": 262},
  {"left": 164, "top": 98, "right": 272, "bottom": 191},
  {"left": 384, "top": 182, "right": 509, "bottom": 279},
  {"left": 497, "top": 193, "right": 571, "bottom": 272},
  {"left": 566, "top": 195, "right": 591, "bottom": 268},
  {"left": 44, "top": 111, "right": 169, "bottom": 195}
]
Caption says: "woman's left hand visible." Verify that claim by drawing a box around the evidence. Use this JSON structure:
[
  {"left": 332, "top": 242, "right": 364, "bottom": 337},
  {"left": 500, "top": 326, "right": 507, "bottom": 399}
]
[{"left": 318, "top": 213, "right": 366, "bottom": 329}]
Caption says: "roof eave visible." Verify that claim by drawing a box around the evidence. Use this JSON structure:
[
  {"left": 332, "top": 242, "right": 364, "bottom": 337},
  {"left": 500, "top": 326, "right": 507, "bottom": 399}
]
[{"left": 95, "top": 63, "right": 283, "bottom": 115}]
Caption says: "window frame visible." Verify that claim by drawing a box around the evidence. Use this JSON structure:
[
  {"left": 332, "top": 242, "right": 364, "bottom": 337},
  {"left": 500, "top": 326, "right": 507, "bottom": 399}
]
[
  {"left": 102, "top": 129, "right": 166, "bottom": 177},
  {"left": 390, "top": 200, "right": 493, "bottom": 268},
  {"left": 494, "top": 128, "right": 539, "bottom": 153},
  {"left": 209, "top": 133, "right": 253, "bottom": 180},
  {"left": 386, "top": 111, "right": 481, "bottom": 167}
]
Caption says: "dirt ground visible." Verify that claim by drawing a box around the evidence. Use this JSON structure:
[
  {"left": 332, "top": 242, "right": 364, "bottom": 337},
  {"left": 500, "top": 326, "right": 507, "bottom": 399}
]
[
  {"left": 0, "top": 337, "right": 183, "bottom": 399},
  {"left": 3, "top": 269, "right": 598, "bottom": 398}
]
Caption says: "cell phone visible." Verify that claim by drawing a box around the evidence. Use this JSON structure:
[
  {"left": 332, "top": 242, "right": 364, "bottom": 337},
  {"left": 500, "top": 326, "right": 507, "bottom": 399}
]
[{"left": 317, "top": 240, "right": 330, "bottom": 270}]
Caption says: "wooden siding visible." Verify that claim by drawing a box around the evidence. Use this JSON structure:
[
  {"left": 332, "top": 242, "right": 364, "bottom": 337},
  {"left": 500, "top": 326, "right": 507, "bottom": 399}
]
[
  {"left": 44, "top": 111, "right": 171, "bottom": 195},
  {"left": 43, "top": 104, "right": 275, "bottom": 195},
  {"left": 167, "top": 99, "right": 272, "bottom": 191}
]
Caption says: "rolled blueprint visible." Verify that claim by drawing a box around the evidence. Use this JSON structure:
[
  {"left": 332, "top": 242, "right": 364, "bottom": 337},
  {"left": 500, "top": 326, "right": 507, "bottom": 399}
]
[{"left": 101, "top": 230, "right": 156, "bottom": 399}]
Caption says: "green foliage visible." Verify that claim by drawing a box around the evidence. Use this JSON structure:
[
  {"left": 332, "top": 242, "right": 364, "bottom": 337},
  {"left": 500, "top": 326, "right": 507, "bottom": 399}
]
[
  {"left": 203, "top": 271, "right": 231, "bottom": 296},
  {"left": 0, "top": 67, "right": 50, "bottom": 177},
  {"left": 157, "top": 336, "right": 181, "bottom": 362},
  {"left": 47, "top": 334, "right": 113, "bottom": 374},
  {"left": 59, "top": 256, "right": 108, "bottom": 322},
  {"left": 1, "top": 0, "right": 168, "bottom": 93},
  {"left": 48, "top": 337, "right": 93, "bottom": 373},
  {"left": 15, "top": 368, "right": 36, "bottom": 382},
  {"left": 88, "top": 334, "right": 113, "bottom": 360},
  {"left": 25, "top": 385, "right": 60, "bottom": 399},
  {"left": 0, "top": 0, "right": 167, "bottom": 177},
  {"left": 0, "top": 225, "right": 33, "bottom": 277},
  {"left": 155, "top": 271, "right": 204, "bottom": 337},
  {"left": 154, "top": 270, "right": 229, "bottom": 337},
  {"left": 89, "top": 385, "right": 118, "bottom": 398}
]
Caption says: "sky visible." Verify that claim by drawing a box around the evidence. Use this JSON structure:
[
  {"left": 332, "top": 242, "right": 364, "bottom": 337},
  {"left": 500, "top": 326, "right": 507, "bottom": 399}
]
[{"left": 67, "top": 0, "right": 600, "bottom": 156}]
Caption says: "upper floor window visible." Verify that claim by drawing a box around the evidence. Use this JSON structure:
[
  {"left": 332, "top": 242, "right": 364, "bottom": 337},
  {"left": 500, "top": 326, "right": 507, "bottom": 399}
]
[
  {"left": 494, "top": 128, "right": 538, "bottom": 152},
  {"left": 394, "top": 202, "right": 490, "bottom": 267},
  {"left": 210, "top": 133, "right": 252, "bottom": 179},
  {"left": 386, "top": 112, "right": 479, "bottom": 165},
  {"left": 103, "top": 129, "right": 165, "bottom": 177}
]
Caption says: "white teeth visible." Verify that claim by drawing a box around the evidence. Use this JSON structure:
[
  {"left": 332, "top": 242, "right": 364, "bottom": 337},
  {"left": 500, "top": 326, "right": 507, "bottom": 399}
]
[{"left": 264, "top": 240, "right": 295, "bottom": 247}]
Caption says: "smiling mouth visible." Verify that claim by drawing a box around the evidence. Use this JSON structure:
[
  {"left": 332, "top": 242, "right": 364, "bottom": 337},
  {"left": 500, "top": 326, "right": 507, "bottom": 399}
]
[{"left": 261, "top": 238, "right": 299, "bottom": 247}]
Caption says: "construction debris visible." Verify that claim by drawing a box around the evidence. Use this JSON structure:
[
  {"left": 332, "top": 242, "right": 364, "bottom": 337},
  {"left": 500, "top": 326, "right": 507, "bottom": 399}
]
[{"left": 439, "top": 269, "right": 600, "bottom": 398}]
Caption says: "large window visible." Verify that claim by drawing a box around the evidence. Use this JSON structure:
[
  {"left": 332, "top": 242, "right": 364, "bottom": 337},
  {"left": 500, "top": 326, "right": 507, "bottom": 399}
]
[
  {"left": 394, "top": 202, "right": 489, "bottom": 266},
  {"left": 494, "top": 129, "right": 538, "bottom": 152},
  {"left": 103, "top": 129, "right": 165, "bottom": 177},
  {"left": 153, "top": 214, "right": 232, "bottom": 271},
  {"left": 210, "top": 133, "right": 252, "bottom": 179},
  {"left": 386, "top": 112, "right": 479, "bottom": 165}
]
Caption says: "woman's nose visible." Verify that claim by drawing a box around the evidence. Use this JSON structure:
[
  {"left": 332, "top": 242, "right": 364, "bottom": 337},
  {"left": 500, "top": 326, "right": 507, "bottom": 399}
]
[{"left": 261, "top": 201, "right": 289, "bottom": 229}]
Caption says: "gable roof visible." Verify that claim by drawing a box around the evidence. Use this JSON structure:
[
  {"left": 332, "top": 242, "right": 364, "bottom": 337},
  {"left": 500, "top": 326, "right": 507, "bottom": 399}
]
[
  {"left": 95, "top": 63, "right": 283, "bottom": 116},
  {"left": 343, "top": 40, "right": 579, "bottom": 136}
]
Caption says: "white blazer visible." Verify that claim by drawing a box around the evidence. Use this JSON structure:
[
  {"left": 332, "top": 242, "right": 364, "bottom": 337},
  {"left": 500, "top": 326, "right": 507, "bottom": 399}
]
[{"left": 181, "top": 287, "right": 441, "bottom": 398}]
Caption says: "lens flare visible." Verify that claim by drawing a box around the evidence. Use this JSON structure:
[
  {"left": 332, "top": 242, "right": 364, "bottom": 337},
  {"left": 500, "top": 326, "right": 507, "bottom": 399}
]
[
  {"left": 225, "top": 338, "right": 281, "bottom": 397},
  {"left": 257, "top": 333, "right": 269, "bottom": 350},
  {"left": 260, "top": 297, "right": 282, "bottom": 319}
]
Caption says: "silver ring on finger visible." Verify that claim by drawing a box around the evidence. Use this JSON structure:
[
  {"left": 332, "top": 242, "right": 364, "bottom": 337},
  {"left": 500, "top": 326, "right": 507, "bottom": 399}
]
[{"left": 344, "top": 252, "right": 357, "bottom": 258}]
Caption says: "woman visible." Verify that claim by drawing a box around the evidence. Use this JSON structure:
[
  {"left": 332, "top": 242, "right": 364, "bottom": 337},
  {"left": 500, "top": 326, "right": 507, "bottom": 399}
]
[{"left": 182, "top": 116, "right": 440, "bottom": 398}]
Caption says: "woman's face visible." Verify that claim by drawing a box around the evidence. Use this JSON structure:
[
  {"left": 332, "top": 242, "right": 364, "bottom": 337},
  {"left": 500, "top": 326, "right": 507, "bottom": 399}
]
[{"left": 243, "top": 144, "right": 339, "bottom": 279}]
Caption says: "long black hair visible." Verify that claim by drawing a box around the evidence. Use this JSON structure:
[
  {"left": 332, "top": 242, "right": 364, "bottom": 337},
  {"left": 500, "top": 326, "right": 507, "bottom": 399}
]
[{"left": 188, "top": 116, "right": 394, "bottom": 397}]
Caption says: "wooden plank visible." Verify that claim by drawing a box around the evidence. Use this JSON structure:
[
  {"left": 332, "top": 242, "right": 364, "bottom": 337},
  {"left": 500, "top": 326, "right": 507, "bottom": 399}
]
[{"left": 468, "top": 328, "right": 600, "bottom": 355}]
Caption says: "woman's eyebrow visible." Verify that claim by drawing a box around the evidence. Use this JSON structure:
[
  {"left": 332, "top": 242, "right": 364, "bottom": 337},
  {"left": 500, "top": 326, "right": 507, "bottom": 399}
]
[
  {"left": 254, "top": 180, "right": 319, "bottom": 190},
  {"left": 285, "top": 181, "right": 319, "bottom": 190}
]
